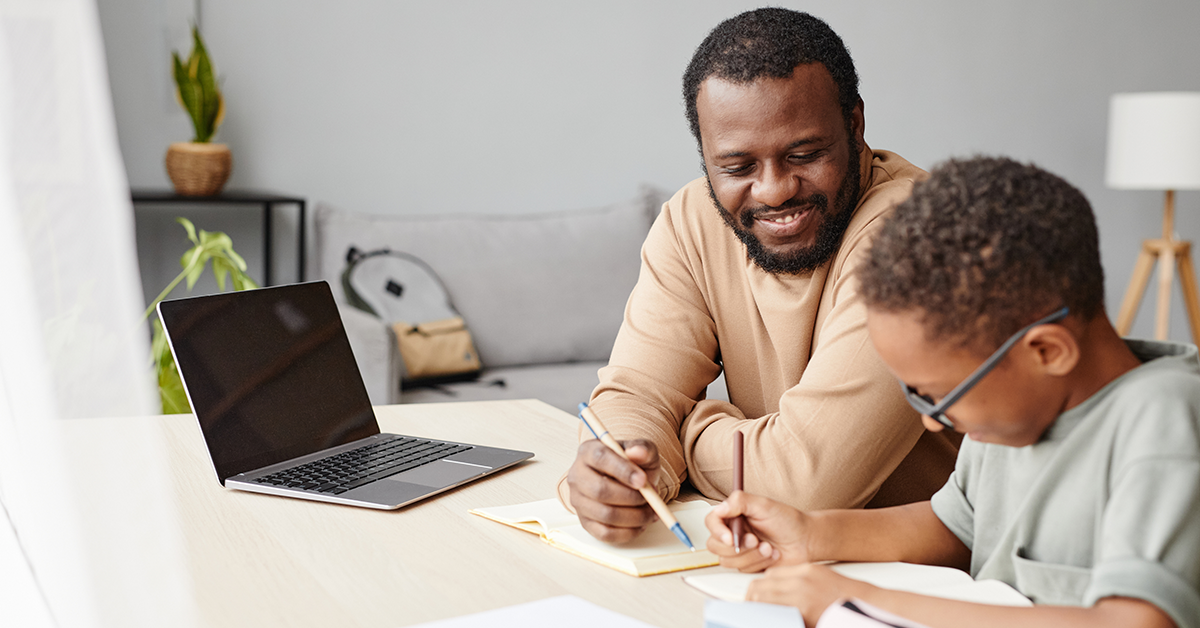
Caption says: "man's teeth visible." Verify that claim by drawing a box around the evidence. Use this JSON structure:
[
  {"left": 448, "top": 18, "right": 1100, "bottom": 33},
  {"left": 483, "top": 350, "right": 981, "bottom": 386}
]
[{"left": 764, "top": 212, "right": 799, "bottom": 224}]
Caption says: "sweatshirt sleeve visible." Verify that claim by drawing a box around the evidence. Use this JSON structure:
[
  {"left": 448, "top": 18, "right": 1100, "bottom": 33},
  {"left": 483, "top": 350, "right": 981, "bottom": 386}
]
[{"left": 563, "top": 202, "right": 723, "bottom": 504}]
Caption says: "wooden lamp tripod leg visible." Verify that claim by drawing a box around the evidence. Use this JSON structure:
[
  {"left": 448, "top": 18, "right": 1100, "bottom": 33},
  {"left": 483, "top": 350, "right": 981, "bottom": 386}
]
[
  {"left": 1156, "top": 243, "right": 1177, "bottom": 340},
  {"left": 1177, "top": 244, "right": 1200, "bottom": 345},
  {"left": 1116, "top": 242, "right": 1158, "bottom": 336}
]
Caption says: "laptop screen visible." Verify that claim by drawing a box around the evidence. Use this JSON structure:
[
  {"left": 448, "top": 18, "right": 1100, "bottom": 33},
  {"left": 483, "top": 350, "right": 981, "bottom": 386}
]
[{"left": 158, "top": 281, "right": 379, "bottom": 483}]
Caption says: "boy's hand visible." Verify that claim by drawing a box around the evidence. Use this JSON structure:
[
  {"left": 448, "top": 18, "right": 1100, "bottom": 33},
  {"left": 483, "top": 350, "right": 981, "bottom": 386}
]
[
  {"left": 567, "top": 439, "right": 661, "bottom": 543},
  {"left": 705, "top": 491, "right": 814, "bottom": 571},
  {"left": 748, "top": 563, "right": 874, "bottom": 626}
]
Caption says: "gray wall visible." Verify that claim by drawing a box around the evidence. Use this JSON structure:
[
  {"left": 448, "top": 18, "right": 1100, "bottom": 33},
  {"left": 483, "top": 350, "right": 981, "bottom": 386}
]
[{"left": 99, "top": 0, "right": 1200, "bottom": 342}]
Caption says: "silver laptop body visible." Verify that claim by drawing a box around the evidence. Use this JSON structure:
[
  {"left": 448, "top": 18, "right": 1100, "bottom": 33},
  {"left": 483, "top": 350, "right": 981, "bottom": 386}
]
[{"left": 157, "top": 281, "right": 533, "bottom": 510}]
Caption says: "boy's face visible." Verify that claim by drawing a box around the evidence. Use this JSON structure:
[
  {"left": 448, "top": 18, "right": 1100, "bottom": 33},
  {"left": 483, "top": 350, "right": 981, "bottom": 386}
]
[{"left": 866, "top": 308, "right": 1063, "bottom": 447}]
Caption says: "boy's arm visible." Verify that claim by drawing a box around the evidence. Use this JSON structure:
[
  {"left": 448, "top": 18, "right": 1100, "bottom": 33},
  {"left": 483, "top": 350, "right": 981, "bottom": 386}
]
[
  {"left": 706, "top": 493, "right": 970, "bottom": 572},
  {"left": 751, "top": 564, "right": 1176, "bottom": 628}
]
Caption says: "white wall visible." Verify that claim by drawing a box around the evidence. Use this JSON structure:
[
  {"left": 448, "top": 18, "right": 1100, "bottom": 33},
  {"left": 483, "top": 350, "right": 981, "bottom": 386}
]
[{"left": 98, "top": 0, "right": 1200, "bottom": 342}]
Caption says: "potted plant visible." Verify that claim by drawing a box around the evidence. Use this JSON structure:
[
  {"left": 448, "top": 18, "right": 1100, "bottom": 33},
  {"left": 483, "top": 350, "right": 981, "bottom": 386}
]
[
  {"left": 166, "top": 26, "right": 230, "bottom": 196},
  {"left": 143, "top": 217, "right": 257, "bottom": 413}
]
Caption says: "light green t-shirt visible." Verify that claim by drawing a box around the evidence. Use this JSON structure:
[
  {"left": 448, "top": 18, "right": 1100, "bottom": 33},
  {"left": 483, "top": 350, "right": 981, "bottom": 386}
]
[{"left": 931, "top": 339, "right": 1200, "bottom": 627}]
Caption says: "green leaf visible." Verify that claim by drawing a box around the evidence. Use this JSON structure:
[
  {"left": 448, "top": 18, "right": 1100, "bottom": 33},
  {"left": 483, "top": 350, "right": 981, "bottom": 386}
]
[
  {"left": 171, "top": 52, "right": 190, "bottom": 107},
  {"left": 158, "top": 359, "right": 191, "bottom": 414},
  {"left": 205, "top": 231, "right": 233, "bottom": 251},
  {"left": 150, "top": 318, "right": 168, "bottom": 367},
  {"left": 224, "top": 246, "right": 248, "bottom": 271},
  {"left": 183, "top": 246, "right": 207, "bottom": 289},
  {"left": 191, "top": 26, "right": 211, "bottom": 74},
  {"left": 232, "top": 272, "right": 257, "bottom": 292},
  {"left": 177, "top": 217, "right": 198, "bottom": 243},
  {"left": 150, "top": 319, "right": 190, "bottom": 414},
  {"left": 192, "top": 26, "right": 218, "bottom": 142},
  {"left": 211, "top": 257, "right": 230, "bottom": 291}
]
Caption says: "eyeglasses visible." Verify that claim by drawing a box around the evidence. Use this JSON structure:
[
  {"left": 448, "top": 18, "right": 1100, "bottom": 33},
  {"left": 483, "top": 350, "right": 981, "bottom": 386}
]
[{"left": 899, "top": 306, "right": 1070, "bottom": 429}]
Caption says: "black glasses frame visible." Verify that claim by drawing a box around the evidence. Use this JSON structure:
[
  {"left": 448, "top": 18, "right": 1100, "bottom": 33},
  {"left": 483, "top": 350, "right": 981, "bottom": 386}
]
[{"left": 900, "top": 306, "right": 1071, "bottom": 429}]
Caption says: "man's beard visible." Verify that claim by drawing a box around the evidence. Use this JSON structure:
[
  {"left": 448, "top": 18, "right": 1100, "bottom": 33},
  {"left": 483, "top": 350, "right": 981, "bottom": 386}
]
[{"left": 709, "top": 137, "right": 861, "bottom": 275}]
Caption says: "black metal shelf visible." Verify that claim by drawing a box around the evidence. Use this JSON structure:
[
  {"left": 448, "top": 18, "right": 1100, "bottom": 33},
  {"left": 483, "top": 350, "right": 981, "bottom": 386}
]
[{"left": 132, "top": 189, "right": 306, "bottom": 286}]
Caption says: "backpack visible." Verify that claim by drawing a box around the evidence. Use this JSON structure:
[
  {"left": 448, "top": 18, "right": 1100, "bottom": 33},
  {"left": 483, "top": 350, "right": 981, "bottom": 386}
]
[{"left": 341, "top": 246, "right": 482, "bottom": 388}]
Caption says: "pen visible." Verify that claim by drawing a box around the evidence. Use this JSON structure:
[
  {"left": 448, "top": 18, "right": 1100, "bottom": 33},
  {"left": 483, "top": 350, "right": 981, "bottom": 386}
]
[
  {"left": 730, "top": 430, "right": 748, "bottom": 553},
  {"left": 577, "top": 402, "right": 696, "bottom": 552}
]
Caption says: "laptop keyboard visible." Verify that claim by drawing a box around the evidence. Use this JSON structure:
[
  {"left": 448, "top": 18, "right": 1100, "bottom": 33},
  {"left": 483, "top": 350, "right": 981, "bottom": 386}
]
[{"left": 252, "top": 437, "right": 473, "bottom": 495}]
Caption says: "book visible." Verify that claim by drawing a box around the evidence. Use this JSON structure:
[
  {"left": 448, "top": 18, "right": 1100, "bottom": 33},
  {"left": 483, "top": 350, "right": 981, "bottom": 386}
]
[
  {"left": 470, "top": 498, "right": 719, "bottom": 577},
  {"left": 684, "top": 562, "right": 1031, "bottom": 607}
]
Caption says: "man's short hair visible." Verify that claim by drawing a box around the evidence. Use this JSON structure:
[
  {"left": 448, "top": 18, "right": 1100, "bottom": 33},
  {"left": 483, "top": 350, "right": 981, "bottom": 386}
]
[
  {"left": 682, "top": 8, "right": 860, "bottom": 147},
  {"left": 860, "top": 156, "right": 1106, "bottom": 351}
]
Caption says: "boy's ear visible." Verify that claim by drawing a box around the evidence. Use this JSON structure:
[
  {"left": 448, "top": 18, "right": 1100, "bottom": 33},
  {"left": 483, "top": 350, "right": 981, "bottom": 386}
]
[{"left": 1024, "top": 323, "right": 1080, "bottom": 376}]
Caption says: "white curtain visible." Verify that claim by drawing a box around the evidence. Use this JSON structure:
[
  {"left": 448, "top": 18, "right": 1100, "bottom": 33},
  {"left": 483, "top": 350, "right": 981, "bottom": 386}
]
[{"left": 0, "top": 0, "right": 196, "bottom": 625}]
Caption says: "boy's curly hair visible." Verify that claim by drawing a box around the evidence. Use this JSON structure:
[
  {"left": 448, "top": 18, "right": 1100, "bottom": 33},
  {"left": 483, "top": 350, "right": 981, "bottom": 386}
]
[{"left": 860, "top": 156, "right": 1104, "bottom": 351}]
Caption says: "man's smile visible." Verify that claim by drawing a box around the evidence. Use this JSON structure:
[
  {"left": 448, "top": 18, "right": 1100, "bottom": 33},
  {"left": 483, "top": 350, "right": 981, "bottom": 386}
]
[{"left": 740, "top": 202, "right": 825, "bottom": 245}]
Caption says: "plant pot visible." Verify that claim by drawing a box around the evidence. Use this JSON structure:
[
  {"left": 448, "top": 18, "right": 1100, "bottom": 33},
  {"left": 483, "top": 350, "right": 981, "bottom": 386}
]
[{"left": 165, "top": 142, "right": 232, "bottom": 196}]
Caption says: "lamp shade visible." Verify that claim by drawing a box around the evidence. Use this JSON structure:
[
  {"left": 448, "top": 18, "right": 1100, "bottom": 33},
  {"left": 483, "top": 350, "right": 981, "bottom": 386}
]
[{"left": 1106, "top": 92, "right": 1200, "bottom": 190}]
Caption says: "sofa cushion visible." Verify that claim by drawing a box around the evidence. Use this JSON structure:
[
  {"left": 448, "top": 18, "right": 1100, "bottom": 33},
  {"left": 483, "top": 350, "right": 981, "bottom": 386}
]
[
  {"left": 398, "top": 362, "right": 608, "bottom": 415},
  {"left": 398, "top": 363, "right": 730, "bottom": 415},
  {"left": 315, "top": 187, "right": 664, "bottom": 368}
]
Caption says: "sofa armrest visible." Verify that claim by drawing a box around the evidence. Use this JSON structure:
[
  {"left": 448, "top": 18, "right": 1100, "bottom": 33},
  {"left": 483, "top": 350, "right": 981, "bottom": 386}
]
[{"left": 338, "top": 304, "right": 400, "bottom": 405}]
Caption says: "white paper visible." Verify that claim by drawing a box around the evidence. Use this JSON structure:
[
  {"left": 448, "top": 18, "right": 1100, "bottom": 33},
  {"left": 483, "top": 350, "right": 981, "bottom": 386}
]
[{"left": 407, "top": 595, "right": 659, "bottom": 628}]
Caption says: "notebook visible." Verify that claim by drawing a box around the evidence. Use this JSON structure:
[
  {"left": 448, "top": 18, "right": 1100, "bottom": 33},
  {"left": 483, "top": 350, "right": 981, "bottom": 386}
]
[
  {"left": 157, "top": 280, "right": 533, "bottom": 510},
  {"left": 684, "top": 561, "right": 1031, "bottom": 607},
  {"left": 470, "top": 497, "right": 719, "bottom": 576}
]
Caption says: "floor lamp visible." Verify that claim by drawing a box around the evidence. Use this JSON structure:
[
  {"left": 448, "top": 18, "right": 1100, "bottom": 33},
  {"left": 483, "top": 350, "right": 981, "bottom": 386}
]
[{"left": 1106, "top": 92, "right": 1200, "bottom": 344}]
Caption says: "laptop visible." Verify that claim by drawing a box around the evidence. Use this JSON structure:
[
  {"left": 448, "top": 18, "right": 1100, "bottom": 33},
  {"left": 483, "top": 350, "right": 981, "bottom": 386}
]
[{"left": 157, "top": 280, "right": 534, "bottom": 510}]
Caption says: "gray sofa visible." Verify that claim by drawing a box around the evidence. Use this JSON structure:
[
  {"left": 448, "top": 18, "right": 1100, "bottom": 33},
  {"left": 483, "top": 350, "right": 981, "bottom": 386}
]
[{"left": 314, "top": 188, "right": 666, "bottom": 413}]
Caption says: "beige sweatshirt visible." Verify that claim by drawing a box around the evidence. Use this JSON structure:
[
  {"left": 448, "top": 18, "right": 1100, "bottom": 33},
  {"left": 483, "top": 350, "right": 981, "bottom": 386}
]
[{"left": 559, "top": 147, "right": 959, "bottom": 512}]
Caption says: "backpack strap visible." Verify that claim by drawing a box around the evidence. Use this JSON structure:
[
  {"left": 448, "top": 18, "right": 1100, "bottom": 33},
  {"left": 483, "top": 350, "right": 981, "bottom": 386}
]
[
  {"left": 341, "top": 246, "right": 378, "bottom": 316},
  {"left": 341, "top": 245, "right": 465, "bottom": 319}
]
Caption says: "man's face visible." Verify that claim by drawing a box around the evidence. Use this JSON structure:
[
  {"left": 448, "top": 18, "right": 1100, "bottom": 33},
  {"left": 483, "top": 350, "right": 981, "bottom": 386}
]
[
  {"left": 696, "top": 63, "right": 865, "bottom": 274},
  {"left": 866, "top": 308, "right": 1063, "bottom": 447}
]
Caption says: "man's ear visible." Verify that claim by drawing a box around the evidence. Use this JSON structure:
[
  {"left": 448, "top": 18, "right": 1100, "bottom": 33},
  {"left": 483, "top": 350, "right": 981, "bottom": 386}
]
[
  {"left": 851, "top": 97, "right": 866, "bottom": 147},
  {"left": 1024, "top": 324, "right": 1080, "bottom": 376}
]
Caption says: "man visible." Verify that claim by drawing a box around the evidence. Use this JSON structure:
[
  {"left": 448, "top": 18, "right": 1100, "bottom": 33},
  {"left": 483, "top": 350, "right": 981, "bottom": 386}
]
[{"left": 561, "top": 8, "right": 959, "bottom": 543}]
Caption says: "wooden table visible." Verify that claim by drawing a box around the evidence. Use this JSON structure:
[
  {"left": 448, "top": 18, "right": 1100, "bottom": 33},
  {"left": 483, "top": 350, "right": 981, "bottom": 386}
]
[{"left": 68, "top": 399, "right": 723, "bottom": 627}]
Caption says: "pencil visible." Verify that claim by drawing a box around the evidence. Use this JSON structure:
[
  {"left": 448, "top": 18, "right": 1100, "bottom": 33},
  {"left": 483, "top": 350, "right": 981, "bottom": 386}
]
[
  {"left": 730, "top": 430, "right": 748, "bottom": 552},
  {"left": 577, "top": 403, "right": 696, "bottom": 551}
]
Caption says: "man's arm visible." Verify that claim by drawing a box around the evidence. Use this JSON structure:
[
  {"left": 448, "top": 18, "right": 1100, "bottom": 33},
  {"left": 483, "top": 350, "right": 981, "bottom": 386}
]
[
  {"left": 679, "top": 216, "right": 946, "bottom": 511},
  {"left": 559, "top": 191, "right": 724, "bottom": 525}
]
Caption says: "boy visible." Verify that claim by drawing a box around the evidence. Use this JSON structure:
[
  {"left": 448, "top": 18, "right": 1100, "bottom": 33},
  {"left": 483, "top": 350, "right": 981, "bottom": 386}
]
[{"left": 705, "top": 156, "right": 1200, "bottom": 628}]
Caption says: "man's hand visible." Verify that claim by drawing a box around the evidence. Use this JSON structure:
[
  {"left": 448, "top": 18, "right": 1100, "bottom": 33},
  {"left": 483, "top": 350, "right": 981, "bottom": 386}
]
[
  {"left": 567, "top": 438, "right": 661, "bottom": 543},
  {"left": 705, "top": 491, "right": 815, "bottom": 572}
]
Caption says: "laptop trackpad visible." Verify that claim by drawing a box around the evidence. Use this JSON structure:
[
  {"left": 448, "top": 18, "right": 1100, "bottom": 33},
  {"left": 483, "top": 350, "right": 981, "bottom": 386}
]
[{"left": 384, "top": 459, "right": 481, "bottom": 488}]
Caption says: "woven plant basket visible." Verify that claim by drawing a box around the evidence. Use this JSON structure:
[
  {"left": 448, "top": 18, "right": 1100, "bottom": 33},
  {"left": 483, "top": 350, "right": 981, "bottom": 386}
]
[{"left": 165, "top": 142, "right": 232, "bottom": 196}]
